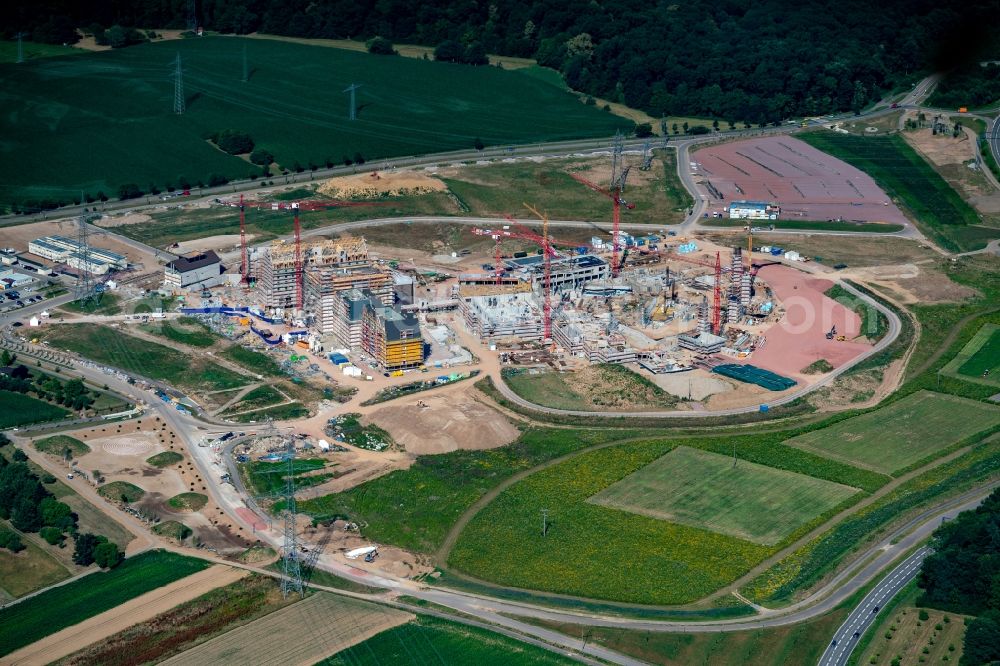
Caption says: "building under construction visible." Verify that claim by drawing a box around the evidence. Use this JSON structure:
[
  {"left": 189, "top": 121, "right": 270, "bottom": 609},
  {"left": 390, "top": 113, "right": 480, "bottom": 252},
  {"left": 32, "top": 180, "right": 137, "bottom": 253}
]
[
  {"left": 257, "top": 236, "right": 369, "bottom": 311},
  {"left": 307, "top": 266, "right": 393, "bottom": 335},
  {"left": 361, "top": 298, "right": 425, "bottom": 370},
  {"left": 461, "top": 292, "right": 544, "bottom": 343}
]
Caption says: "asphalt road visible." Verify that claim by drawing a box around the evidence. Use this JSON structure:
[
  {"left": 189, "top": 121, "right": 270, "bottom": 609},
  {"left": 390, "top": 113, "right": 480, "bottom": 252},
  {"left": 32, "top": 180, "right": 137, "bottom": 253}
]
[{"left": 819, "top": 547, "right": 930, "bottom": 666}]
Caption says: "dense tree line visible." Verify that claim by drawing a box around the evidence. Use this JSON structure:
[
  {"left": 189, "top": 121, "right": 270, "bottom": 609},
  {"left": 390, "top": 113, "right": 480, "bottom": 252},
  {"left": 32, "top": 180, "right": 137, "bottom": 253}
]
[
  {"left": 918, "top": 488, "right": 1000, "bottom": 664},
  {"left": 0, "top": 435, "right": 122, "bottom": 567},
  {"left": 6, "top": 0, "right": 999, "bottom": 124},
  {"left": 929, "top": 63, "right": 1000, "bottom": 110},
  {"left": 1, "top": 352, "right": 96, "bottom": 411}
]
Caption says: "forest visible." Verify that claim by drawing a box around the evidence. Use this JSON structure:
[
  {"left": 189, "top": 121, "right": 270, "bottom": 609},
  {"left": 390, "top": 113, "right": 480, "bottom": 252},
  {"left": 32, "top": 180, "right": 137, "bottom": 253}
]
[
  {"left": 918, "top": 488, "right": 1000, "bottom": 665},
  {"left": 7, "top": 0, "right": 1000, "bottom": 125}
]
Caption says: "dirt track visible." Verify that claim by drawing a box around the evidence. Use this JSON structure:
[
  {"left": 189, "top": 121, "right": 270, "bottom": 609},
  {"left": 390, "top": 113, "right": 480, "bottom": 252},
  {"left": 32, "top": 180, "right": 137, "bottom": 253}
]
[{"left": 4, "top": 565, "right": 246, "bottom": 666}]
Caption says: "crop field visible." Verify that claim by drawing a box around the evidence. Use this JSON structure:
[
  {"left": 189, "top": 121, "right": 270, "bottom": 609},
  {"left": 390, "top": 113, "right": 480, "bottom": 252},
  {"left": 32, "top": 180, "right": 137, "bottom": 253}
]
[
  {"left": 294, "top": 428, "right": 656, "bottom": 554},
  {"left": 589, "top": 447, "right": 860, "bottom": 545},
  {"left": 0, "top": 550, "right": 209, "bottom": 657},
  {"left": 57, "top": 574, "right": 299, "bottom": 666},
  {"left": 448, "top": 441, "right": 776, "bottom": 605},
  {"left": 742, "top": 437, "right": 1000, "bottom": 605},
  {"left": 798, "top": 132, "right": 991, "bottom": 252},
  {"left": 160, "top": 591, "right": 412, "bottom": 666},
  {"left": 39, "top": 324, "right": 249, "bottom": 393},
  {"left": 0, "top": 36, "right": 625, "bottom": 209},
  {"left": 0, "top": 390, "right": 70, "bottom": 428},
  {"left": 941, "top": 324, "right": 1000, "bottom": 388},
  {"left": 322, "top": 614, "right": 580, "bottom": 666},
  {"left": 786, "top": 391, "right": 1000, "bottom": 474}
]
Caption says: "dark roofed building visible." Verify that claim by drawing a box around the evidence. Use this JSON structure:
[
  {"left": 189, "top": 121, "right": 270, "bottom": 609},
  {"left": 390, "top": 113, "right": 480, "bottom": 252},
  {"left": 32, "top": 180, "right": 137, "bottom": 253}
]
[{"left": 164, "top": 251, "right": 224, "bottom": 289}]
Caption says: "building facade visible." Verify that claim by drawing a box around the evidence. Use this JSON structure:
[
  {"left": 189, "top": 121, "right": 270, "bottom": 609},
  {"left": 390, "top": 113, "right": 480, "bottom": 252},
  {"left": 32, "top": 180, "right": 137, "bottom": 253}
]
[{"left": 163, "top": 251, "right": 224, "bottom": 289}]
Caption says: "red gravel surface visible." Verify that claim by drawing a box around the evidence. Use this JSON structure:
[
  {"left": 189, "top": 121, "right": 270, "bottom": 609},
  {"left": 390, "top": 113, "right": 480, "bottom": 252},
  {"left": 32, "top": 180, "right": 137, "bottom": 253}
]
[
  {"left": 745, "top": 265, "right": 872, "bottom": 378},
  {"left": 692, "top": 136, "right": 909, "bottom": 226}
]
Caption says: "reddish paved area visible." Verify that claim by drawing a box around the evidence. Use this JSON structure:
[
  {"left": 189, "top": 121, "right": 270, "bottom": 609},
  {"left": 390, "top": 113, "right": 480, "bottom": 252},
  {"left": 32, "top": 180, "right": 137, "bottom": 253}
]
[
  {"left": 236, "top": 507, "right": 269, "bottom": 531},
  {"left": 692, "top": 136, "right": 909, "bottom": 226},
  {"left": 745, "top": 265, "right": 872, "bottom": 379}
]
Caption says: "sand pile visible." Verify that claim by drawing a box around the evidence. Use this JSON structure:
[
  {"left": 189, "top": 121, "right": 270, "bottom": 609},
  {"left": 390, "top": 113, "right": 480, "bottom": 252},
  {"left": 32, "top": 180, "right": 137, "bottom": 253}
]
[{"left": 318, "top": 170, "right": 446, "bottom": 199}]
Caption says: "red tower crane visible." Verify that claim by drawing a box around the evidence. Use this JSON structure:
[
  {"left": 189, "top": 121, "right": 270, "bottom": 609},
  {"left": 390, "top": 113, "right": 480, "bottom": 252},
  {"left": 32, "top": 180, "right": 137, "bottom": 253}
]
[
  {"left": 711, "top": 251, "right": 723, "bottom": 335},
  {"left": 570, "top": 169, "right": 634, "bottom": 277},
  {"left": 229, "top": 197, "right": 385, "bottom": 310}
]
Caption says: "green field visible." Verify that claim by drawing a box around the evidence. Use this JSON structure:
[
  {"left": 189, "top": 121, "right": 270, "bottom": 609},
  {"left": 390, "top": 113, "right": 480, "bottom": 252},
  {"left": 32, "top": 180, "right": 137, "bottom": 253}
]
[
  {"left": 443, "top": 153, "right": 687, "bottom": 225},
  {"left": 221, "top": 344, "right": 285, "bottom": 378},
  {"left": 702, "top": 219, "right": 906, "bottom": 233},
  {"left": 294, "top": 428, "right": 657, "bottom": 554},
  {"left": 940, "top": 324, "right": 1000, "bottom": 388},
  {"left": 798, "top": 132, "right": 993, "bottom": 252},
  {"left": 59, "top": 294, "right": 122, "bottom": 316},
  {"left": 449, "top": 441, "right": 773, "bottom": 605},
  {"left": 0, "top": 550, "right": 209, "bottom": 657},
  {"left": 226, "top": 401, "right": 309, "bottom": 423},
  {"left": 321, "top": 614, "right": 579, "bottom": 666},
  {"left": 245, "top": 458, "right": 330, "bottom": 495},
  {"left": 220, "top": 385, "right": 285, "bottom": 416},
  {"left": 0, "top": 521, "right": 71, "bottom": 600},
  {"left": 98, "top": 481, "right": 146, "bottom": 503},
  {"left": 141, "top": 317, "right": 218, "bottom": 348},
  {"left": 0, "top": 36, "right": 625, "bottom": 208},
  {"left": 33, "top": 434, "right": 90, "bottom": 457},
  {"left": 0, "top": 391, "right": 70, "bottom": 428},
  {"left": 167, "top": 492, "right": 208, "bottom": 512},
  {"left": 39, "top": 324, "right": 249, "bottom": 393},
  {"left": 589, "top": 447, "right": 860, "bottom": 545},
  {"left": 786, "top": 391, "right": 1000, "bottom": 474},
  {"left": 502, "top": 365, "right": 678, "bottom": 411},
  {"left": 0, "top": 40, "right": 83, "bottom": 64},
  {"left": 146, "top": 451, "right": 184, "bottom": 467}
]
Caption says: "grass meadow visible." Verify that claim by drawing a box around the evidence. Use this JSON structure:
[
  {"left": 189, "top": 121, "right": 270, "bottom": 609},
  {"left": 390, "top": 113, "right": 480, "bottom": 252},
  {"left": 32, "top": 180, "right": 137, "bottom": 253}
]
[
  {"left": 33, "top": 434, "right": 91, "bottom": 457},
  {"left": 786, "top": 391, "right": 1000, "bottom": 475},
  {"left": 798, "top": 132, "right": 995, "bottom": 252},
  {"left": 39, "top": 324, "right": 250, "bottom": 393},
  {"left": 940, "top": 323, "right": 1000, "bottom": 387},
  {"left": 589, "top": 447, "right": 860, "bottom": 545},
  {"left": 0, "top": 36, "right": 626, "bottom": 208},
  {"left": 0, "top": 550, "right": 209, "bottom": 657}
]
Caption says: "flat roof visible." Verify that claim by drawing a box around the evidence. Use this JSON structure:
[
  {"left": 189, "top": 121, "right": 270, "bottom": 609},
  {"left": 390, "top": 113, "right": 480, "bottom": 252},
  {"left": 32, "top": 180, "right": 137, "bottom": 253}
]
[{"left": 167, "top": 251, "right": 221, "bottom": 273}]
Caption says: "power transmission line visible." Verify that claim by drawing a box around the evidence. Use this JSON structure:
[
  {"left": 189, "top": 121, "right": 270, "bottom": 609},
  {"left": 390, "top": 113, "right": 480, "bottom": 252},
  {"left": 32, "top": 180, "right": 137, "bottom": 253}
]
[
  {"left": 343, "top": 83, "right": 362, "bottom": 121},
  {"left": 173, "top": 52, "right": 185, "bottom": 115}
]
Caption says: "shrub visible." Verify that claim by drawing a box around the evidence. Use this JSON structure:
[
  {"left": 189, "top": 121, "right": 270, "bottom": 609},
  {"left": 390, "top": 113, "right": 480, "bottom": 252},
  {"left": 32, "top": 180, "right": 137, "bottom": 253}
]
[
  {"left": 634, "top": 122, "right": 653, "bottom": 138},
  {"left": 93, "top": 542, "right": 123, "bottom": 569},
  {"left": 366, "top": 37, "right": 396, "bottom": 55},
  {"left": 72, "top": 532, "right": 107, "bottom": 566},
  {"left": 0, "top": 527, "right": 24, "bottom": 552},
  {"left": 249, "top": 148, "right": 273, "bottom": 165},
  {"left": 117, "top": 183, "right": 142, "bottom": 200},
  {"left": 919, "top": 609, "right": 930, "bottom": 621},
  {"left": 434, "top": 39, "right": 463, "bottom": 63},
  {"left": 40, "top": 526, "right": 64, "bottom": 546},
  {"left": 213, "top": 129, "right": 254, "bottom": 155}
]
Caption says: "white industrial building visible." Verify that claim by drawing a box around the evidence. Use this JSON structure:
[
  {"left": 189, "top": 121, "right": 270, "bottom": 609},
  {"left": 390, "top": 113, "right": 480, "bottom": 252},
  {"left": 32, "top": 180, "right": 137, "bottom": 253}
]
[
  {"left": 28, "top": 235, "right": 127, "bottom": 273},
  {"left": 163, "top": 251, "right": 225, "bottom": 289},
  {"left": 727, "top": 200, "right": 780, "bottom": 220}
]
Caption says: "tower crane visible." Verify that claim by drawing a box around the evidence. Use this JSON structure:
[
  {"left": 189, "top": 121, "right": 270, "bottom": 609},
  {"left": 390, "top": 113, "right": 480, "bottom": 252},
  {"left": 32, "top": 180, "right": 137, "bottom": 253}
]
[
  {"left": 226, "top": 197, "right": 385, "bottom": 309},
  {"left": 570, "top": 169, "right": 634, "bottom": 277},
  {"left": 633, "top": 247, "right": 730, "bottom": 335}
]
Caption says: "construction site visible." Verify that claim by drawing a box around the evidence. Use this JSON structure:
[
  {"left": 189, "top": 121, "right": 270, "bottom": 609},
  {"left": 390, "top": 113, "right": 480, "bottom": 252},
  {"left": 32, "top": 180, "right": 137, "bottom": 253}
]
[{"left": 134, "top": 136, "right": 881, "bottom": 412}]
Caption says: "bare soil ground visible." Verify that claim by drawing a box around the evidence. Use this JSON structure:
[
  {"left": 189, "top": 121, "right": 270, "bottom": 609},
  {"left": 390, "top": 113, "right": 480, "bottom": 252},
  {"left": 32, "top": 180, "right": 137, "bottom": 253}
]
[
  {"left": 159, "top": 591, "right": 412, "bottom": 666},
  {"left": 703, "top": 233, "right": 937, "bottom": 268},
  {"left": 4, "top": 565, "right": 247, "bottom": 666},
  {"left": 365, "top": 391, "right": 518, "bottom": 455},
  {"left": 745, "top": 265, "right": 872, "bottom": 380},
  {"left": 318, "top": 170, "right": 447, "bottom": 199},
  {"left": 903, "top": 125, "right": 1000, "bottom": 214},
  {"left": 173, "top": 233, "right": 256, "bottom": 255},
  {"left": 651, "top": 370, "right": 733, "bottom": 401},
  {"left": 844, "top": 260, "right": 978, "bottom": 304},
  {"left": 66, "top": 418, "right": 256, "bottom": 554},
  {"left": 692, "top": 136, "right": 910, "bottom": 225}
]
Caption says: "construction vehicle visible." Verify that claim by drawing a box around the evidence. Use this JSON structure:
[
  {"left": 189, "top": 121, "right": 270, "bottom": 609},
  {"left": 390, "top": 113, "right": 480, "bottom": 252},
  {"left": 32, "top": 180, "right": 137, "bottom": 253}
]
[
  {"left": 826, "top": 326, "right": 837, "bottom": 340},
  {"left": 836, "top": 335, "right": 847, "bottom": 342}
]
